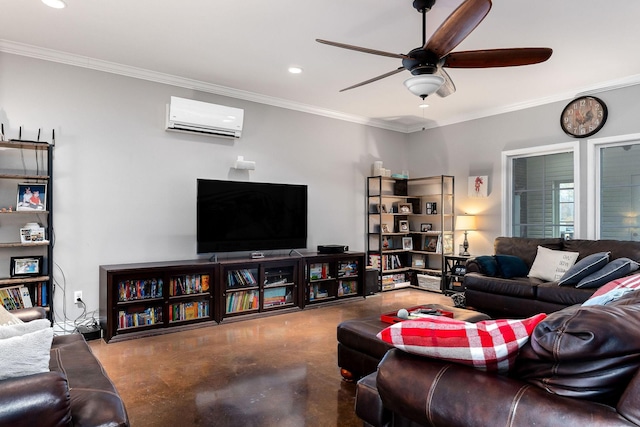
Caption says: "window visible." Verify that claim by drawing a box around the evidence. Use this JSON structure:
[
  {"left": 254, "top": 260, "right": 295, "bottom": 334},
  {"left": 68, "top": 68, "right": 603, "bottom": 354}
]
[
  {"left": 502, "top": 143, "right": 580, "bottom": 238},
  {"left": 588, "top": 134, "right": 640, "bottom": 240}
]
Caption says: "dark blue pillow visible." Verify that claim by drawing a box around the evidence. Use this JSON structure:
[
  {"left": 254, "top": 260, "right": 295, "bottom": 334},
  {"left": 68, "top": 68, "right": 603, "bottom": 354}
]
[
  {"left": 495, "top": 255, "right": 529, "bottom": 279},
  {"left": 576, "top": 258, "right": 640, "bottom": 289},
  {"left": 558, "top": 252, "right": 610, "bottom": 286},
  {"left": 475, "top": 256, "right": 499, "bottom": 277}
]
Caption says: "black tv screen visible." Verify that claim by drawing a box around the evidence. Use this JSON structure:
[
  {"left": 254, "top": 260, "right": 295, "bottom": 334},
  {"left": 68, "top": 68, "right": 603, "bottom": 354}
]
[{"left": 197, "top": 179, "right": 308, "bottom": 254}]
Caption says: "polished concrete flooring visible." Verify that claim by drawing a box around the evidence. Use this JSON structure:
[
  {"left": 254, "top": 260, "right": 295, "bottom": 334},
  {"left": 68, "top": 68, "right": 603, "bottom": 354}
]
[{"left": 89, "top": 289, "right": 452, "bottom": 427}]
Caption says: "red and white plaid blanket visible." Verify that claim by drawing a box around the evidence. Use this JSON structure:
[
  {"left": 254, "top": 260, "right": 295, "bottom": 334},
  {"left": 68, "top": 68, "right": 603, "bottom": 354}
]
[{"left": 377, "top": 313, "right": 547, "bottom": 373}]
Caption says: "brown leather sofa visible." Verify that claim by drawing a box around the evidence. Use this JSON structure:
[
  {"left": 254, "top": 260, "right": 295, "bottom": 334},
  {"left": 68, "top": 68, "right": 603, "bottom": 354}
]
[
  {"left": 356, "top": 291, "right": 640, "bottom": 427},
  {"left": 0, "top": 307, "right": 129, "bottom": 427},
  {"left": 464, "top": 237, "right": 640, "bottom": 317}
]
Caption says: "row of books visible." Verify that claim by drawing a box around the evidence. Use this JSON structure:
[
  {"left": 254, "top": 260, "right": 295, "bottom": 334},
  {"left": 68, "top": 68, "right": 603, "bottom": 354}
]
[
  {"left": 118, "top": 306, "right": 163, "bottom": 329},
  {"left": 118, "top": 279, "right": 163, "bottom": 302},
  {"left": 368, "top": 254, "right": 403, "bottom": 271},
  {"left": 337, "top": 280, "right": 358, "bottom": 296},
  {"left": 263, "top": 286, "right": 293, "bottom": 308},
  {"left": 227, "top": 269, "right": 258, "bottom": 288},
  {"left": 309, "top": 284, "right": 330, "bottom": 301},
  {"left": 169, "top": 300, "right": 210, "bottom": 322},
  {"left": 1, "top": 285, "right": 32, "bottom": 310},
  {"left": 309, "top": 263, "right": 331, "bottom": 281},
  {"left": 226, "top": 289, "right": 259, "bottom": 313},
  {"left": 169, "top": 274, "right": 210, "bottom": 296},
  {"left": 338, "top": 261, "right": 359, "bottom": 278}
]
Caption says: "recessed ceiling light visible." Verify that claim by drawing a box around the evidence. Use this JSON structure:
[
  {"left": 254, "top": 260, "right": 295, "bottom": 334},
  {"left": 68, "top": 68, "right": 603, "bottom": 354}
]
[
  {"left": 42, "top": 0, "right": 67, "bottom": 8},
  {"left": 418, "top": 103, "right": 430, "bottom": 109},
  {"left": 288, "top": 67, "right": 303, "bottom": 74}
]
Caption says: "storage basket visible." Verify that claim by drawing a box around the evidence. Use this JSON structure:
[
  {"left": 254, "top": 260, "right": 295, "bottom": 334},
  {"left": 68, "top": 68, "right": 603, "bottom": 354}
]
[{"left": 417, "top": 274, "right": 442, "bottom": 292}]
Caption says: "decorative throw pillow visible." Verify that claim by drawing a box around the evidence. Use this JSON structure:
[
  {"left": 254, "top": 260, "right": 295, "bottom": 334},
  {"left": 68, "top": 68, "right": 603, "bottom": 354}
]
[
  {"left": 528, "top": 246, "right": 579, "bottom": 282},
  {"left": 474, "top": 256, "right": 499, "bottom": 277},
  {"left": 576, "top": 257, "right": 640, "bottom": 289},
  {"left": 558, "top": 251, "right": 610, "bottom": 286},
  {"left": 495, "top": 255, "right": 529, "bottom": 279},
  {"left": 0, "top": 319, "right": 53, "bottom": 380},
  {"left": 377, "top": 313, "right": 546, "bottom": 374},
  {"left": 0, "top": 305, "right": 23, "bottom": 326},
  {"left": 583, "top": 273, "right": 640, "bottom": 306}
]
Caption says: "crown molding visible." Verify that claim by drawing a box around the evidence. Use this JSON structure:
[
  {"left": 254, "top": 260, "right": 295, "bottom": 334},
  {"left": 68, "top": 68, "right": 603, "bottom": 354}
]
[
  {"left": 4, "top": 39, "right": 640, "bottom": 135},
  {"left": 0, "top": 39, "right": 411, "bottom": 134}
]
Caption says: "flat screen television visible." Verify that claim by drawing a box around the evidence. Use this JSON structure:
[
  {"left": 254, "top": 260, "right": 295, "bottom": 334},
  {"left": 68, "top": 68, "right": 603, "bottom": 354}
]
[{"left": 197, "top": 179, "right": 308, "bottom": 254}]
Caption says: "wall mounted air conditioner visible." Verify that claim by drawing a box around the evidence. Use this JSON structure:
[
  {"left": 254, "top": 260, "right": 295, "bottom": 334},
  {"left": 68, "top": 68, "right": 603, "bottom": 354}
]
[{"left": 166, "top": 96, "right": 244, "bottom": 139}]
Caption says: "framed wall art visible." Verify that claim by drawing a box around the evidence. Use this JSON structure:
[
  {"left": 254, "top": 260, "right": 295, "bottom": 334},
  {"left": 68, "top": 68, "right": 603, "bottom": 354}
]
[{"left": 468, "top": 176, "right": 488, "bottom": 198}]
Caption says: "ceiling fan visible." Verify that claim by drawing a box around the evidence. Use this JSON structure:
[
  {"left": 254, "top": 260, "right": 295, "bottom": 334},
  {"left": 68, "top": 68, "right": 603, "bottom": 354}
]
[{"left": 317, "top": 0, "right": 552, "bottom": 99}]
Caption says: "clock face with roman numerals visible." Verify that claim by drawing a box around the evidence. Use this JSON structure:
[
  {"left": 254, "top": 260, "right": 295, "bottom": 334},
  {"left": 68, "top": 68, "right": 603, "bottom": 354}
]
[{"left": 560, "top": 96, "right": 608, "bottom": 138}]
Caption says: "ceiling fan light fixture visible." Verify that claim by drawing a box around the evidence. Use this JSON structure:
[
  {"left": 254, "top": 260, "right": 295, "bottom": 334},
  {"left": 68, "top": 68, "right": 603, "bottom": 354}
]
[
  {"left": 404, "top": 74, "right": 445, "bottom": 99},
  {"left": 42, "top": 0, "right": 66, "bottom": 8}
]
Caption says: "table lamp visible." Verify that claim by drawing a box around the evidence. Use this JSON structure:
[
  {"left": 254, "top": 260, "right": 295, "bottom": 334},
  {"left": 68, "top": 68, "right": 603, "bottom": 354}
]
[{"left": 456, "top": 214, "right": 477, "bottom": 256}]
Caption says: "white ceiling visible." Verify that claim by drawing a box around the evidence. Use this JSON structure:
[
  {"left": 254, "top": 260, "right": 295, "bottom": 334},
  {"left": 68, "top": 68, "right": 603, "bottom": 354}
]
[{"left": 3, "top": 0, "right": 640, "bottom": 132}]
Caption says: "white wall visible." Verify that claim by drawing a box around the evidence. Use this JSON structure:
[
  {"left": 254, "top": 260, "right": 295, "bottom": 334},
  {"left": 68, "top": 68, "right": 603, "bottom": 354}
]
[
  {"left": 0, "top": 52, "right": 408, "bottom": 323},
  {"left": 408, "top": 84, "right": 640, "bottom": 256}
]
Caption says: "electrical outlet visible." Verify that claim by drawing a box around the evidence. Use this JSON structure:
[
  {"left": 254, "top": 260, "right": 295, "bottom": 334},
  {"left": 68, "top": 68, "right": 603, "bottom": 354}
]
[{"left": 74, "top": 291, "right": 83, "bottom": 303}]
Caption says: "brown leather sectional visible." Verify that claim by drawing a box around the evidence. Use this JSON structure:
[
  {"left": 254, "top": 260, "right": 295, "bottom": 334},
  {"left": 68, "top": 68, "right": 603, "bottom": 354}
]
[
  {"left": 465, "top": 237, "right": 640, "bottom": 317},
  {"left": 355, "top": 237, "right": 640, "bottom": 426},
  {"left": 0, "top": 307, "right": 129, "bottom": 427}
]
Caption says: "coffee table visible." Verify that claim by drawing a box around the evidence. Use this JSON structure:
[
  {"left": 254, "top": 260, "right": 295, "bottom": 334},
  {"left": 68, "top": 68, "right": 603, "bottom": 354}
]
[{"left": 337, "top": 304, "right": 490, "bottom": 381}]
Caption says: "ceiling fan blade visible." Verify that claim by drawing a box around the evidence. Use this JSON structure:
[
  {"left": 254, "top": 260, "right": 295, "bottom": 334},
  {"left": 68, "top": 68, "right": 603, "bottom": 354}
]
[
  {"left": 316, "top": 39, "right": 409, "bottom": 59},
  {"left": 443, "top": 48, "right": 553, "bottom": 68},
  {"left": 339, "top": 67, "right": 406, "bottom": 92},
  {"left": 435, "top": 67, "right": 456, "bottom": 97},
  {"left": 425, "top": 0, "right": 492, "bottom": 58}
]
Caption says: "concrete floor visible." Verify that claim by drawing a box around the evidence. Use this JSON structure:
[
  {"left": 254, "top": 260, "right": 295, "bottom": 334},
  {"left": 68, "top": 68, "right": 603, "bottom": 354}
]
[{"left": 90, "top": 288, "right": 452, "bottom": 427}]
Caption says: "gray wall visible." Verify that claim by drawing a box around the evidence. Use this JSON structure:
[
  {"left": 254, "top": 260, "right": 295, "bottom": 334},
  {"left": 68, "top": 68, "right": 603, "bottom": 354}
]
[
  {"left": 407, "top": 83, "right": 640, "bottom": 255},
  {"left": 0, "top": 52, "right": 408, "bottom": 324}
]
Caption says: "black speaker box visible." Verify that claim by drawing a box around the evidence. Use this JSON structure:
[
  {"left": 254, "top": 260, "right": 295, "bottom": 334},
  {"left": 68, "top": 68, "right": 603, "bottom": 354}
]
[{"left": 317, "top": 244, "right": 348, "bottom": 254}]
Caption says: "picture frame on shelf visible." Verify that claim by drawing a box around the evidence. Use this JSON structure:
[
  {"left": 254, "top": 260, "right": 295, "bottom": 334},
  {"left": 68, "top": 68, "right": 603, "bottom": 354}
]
[
  {"left": 412, "top": 255, "right": 425, "bottom": 268},
  {"left": 421, "top": 223, "right": 433, "bottom": 232},
  {"left": 424, "top": 236, "right": 438, "bottom": 252},
  {"left": 19, "top": 227, "right": 45, "bottom": 244},
  {"left": 16, "top": 183, "right": 47, "bottom": 211},
  {"left": 398, "top": 220, "right": 409, "bottom": 233},
  {"left": 10, "top": 256, "right": 43, "bottom": 277},
  {"left": 382, "top": 236, "right": 393, "bottom": 249},
  {"left": 380, "top": 204, "right": 388, "bottom": 213},
  {"left": 381, "top": 223, "right": 391, "bottom": 233},
  {"left": 402, "top": 237, "right": 413, "bottom": 250},
  {"left": 398, "top": 203, "right": 412, "bottom": 214},
  {"left": 443, "top": 234, "right": 453, "bottom": 254}
]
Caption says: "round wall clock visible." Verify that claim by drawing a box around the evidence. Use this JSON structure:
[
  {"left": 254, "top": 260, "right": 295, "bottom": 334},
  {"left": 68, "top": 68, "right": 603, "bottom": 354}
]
[{"left": 560, "top": 96, "right": 608, "bottom": 138}]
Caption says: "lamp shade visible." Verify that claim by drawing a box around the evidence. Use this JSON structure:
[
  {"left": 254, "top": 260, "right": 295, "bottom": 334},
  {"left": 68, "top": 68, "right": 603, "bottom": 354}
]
[
  {"left": 403, "top": 75, "right": 445, "bottom": 98},
  {"left": 456, "top": 215, "right": 477, "bottom": 231}
]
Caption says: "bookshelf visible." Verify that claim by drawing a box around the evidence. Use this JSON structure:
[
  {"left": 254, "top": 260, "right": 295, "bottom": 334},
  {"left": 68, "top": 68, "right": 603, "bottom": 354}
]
[
  {"left": 100, "top": 252, "right": 365, "bottom": 342},
  {"left": 220, "top": 259, "right": 299, "bottom": 319},
  {"left": 100, "top": 260, "right": 217, "bottom": 343},
  {"left": 366, "top": 175, "right": 455, "bottom": 292},
  {"left": 304, "top": 253, "right": 365, "bottom": 306},
  {"left": 0, "top": 141, "right": 53, "bottom": 316}
]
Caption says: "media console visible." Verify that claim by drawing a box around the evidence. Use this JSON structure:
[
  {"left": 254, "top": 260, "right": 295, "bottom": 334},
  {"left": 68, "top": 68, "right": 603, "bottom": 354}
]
[{"left": 99, "top": 252, "right": 365, "bottom": 343}]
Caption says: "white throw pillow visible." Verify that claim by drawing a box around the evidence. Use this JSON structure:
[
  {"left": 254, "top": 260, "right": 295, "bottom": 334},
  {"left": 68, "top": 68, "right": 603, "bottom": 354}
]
[
  {"left": 528, "top": 246, "right": 579, "bottom": 282},
  {"left": 0, "top": 319, "right": 53, "bottom": 380},
  {"left": 0, "top": 305, "right": 23, "bottom": 326}
]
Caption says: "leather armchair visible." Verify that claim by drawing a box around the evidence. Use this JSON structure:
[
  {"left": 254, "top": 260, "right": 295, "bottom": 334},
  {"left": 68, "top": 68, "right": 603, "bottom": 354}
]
[{"left": 0, "top": 307, "right": 129, "bottom": 427}]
